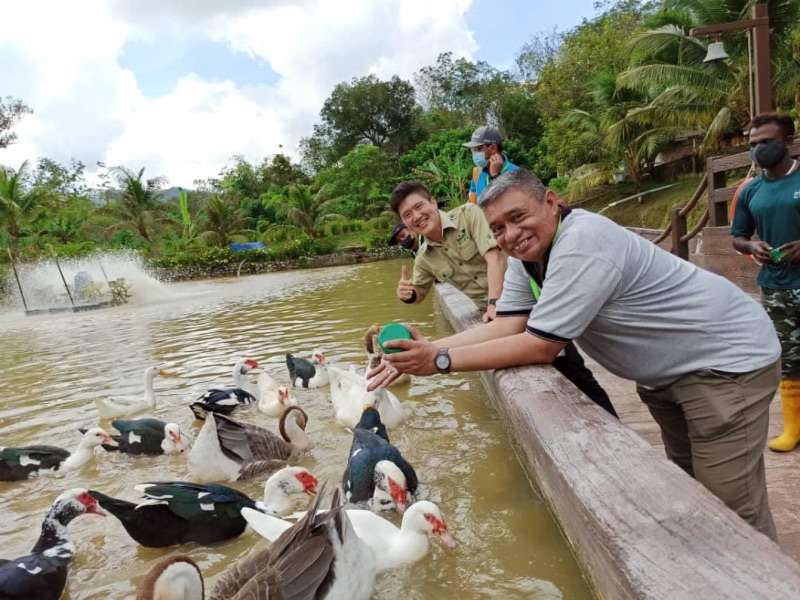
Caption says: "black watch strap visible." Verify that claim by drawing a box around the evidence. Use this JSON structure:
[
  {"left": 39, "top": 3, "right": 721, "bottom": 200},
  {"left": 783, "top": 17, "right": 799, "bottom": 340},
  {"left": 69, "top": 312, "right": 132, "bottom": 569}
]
[{"left": 487, "top": 298, "right": 498, "bottom": 306}]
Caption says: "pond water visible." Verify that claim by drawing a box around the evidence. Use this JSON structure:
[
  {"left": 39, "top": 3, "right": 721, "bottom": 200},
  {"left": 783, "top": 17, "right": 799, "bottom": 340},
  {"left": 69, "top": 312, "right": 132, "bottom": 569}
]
[{"left": 0, "top": 258, "right": 593, "bottom": 599}]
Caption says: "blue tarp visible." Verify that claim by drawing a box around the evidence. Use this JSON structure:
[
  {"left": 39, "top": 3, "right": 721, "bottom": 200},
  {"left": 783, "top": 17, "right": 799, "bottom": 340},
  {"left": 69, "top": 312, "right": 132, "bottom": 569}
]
[{"left": 229, "top": 242, "right": 267, "bottom": 252}]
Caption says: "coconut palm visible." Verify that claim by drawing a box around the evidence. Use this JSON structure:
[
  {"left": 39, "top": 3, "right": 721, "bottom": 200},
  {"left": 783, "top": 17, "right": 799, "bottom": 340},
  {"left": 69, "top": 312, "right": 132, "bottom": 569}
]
[
  {"left": 197, "top": 195, "right": 253, "bottom": 247},
  {"left": 270, "top": 184, "right": 342, "bottom": 239},
  {"left": 103, "top": 166, "right": 168, "bottom": 256},
  {"left": 0, "top": 161, "right": 51, "bottom": 258},
  {"left": 618, "top": 0, "right": 800, "bottom": 151}
]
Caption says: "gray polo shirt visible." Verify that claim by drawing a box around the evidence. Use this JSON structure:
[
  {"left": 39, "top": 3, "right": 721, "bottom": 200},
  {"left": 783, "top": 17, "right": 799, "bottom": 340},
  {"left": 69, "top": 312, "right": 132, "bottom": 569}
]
[{"left": 496, "top": 209, "right": 780, "bottom": 388}]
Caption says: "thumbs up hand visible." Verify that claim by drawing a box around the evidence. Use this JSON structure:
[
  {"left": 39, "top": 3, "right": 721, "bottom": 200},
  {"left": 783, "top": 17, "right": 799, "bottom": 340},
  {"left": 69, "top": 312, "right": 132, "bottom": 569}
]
[{"left": 397, "top": 265, "right": 417, "bottom": 302}]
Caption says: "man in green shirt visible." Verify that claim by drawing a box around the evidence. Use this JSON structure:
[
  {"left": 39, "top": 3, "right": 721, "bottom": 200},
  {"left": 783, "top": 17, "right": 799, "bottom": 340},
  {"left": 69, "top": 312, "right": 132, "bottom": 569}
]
[{"left": 732, "top": 112, "right": 800, "bottom": 452}]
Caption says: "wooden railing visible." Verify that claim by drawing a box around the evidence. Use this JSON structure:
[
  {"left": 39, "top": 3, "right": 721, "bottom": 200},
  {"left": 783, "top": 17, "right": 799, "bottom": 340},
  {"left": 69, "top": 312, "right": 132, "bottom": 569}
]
[{"left": 659, "top": 140, "right": 800, "bottom": 259}]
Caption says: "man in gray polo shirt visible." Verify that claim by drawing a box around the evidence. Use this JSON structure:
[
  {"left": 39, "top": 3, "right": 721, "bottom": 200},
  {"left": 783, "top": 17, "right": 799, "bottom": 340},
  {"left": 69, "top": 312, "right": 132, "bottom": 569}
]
[{"left": 370, "top": 168, "right": 782, "bottom": 540}]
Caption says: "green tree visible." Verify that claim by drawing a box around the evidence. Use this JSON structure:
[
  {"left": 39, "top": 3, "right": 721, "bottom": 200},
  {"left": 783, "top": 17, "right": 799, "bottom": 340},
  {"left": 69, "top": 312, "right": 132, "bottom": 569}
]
[
  {"left": 0, "top": 97, "right": 32, "bottom": 150},
  {"left": 103, "top": 166, "right": 168, "bottom": 256},
  {"left": 268, "top": 184, "right": 341, "bottom": 239},
  {"left": 0, "top": 161, "right": 51, "bottom": 258},
  {"left": 198, "top": 195, "right": 252, "bottom": 247}
]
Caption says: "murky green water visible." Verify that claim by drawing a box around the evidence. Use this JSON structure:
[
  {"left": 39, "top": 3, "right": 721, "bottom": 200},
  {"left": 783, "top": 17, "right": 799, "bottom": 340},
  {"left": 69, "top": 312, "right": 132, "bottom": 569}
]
[{"left": 0, "top": 259, "right": 592, "bottom": 599}]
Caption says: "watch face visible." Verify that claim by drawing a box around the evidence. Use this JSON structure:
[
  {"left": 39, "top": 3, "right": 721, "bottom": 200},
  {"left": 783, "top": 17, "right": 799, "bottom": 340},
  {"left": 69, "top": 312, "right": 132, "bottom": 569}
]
[{"left": 435, "top": 354, "right": 450, "bottom": 370}]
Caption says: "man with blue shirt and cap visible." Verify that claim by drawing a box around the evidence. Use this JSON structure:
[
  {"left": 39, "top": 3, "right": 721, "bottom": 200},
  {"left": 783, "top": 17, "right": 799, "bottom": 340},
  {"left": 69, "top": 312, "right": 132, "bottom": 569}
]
[{"left": 464, "top": 125, "right": 518, "bottom": 204}]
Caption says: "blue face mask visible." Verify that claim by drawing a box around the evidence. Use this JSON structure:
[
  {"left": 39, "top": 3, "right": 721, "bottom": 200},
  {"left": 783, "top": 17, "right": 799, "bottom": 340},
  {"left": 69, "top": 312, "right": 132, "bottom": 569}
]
[
  {"left": 472, "top": 151, "right": 488, "bottom": 169},
  {"left": 750, "top": 140, "right": 787, "bottom": 169}
]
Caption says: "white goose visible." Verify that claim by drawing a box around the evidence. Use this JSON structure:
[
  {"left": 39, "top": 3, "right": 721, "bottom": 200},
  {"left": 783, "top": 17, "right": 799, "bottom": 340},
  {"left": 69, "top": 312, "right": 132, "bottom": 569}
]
[
  {"left": 188, "top": 407, "right": 312, "bottom": 482},
  {"left": 94, "top": 366, "right": 171, "bottom": 419},
  {"left": 242, "top": 499, "right": 456, "bottom": 573},
  {"left": 257, "top": 371, "right": 298, "bottom": 417},
  {"left": 328, "top": 365, "right": 405, "bottom": 429}
]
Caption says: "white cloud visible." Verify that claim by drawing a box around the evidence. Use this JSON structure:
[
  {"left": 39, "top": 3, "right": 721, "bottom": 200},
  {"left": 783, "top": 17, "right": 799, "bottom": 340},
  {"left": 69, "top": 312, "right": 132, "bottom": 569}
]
[{"left": 0, "top": 0, "right": 477, "bottom": 187}]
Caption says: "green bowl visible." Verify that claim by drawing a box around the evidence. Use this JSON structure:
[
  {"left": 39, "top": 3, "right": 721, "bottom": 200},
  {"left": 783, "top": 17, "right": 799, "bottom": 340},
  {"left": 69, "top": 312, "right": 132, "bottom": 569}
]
[{"left": 378, "top": 323, "right": 412, "bottom": 354}]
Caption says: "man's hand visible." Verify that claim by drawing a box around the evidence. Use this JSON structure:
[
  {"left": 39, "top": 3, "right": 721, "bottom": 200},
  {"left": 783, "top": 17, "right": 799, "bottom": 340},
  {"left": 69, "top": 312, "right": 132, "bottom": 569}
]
[
  {"left": 482, "top": 303, "right": 497, "bottom": 323},
  {"left": 396, "top": 265, "right": 416, "bottom": 302},
  {"left": 747, "top": 241, "right": 773, "bottom": 264},
  {"left": 366, "top": 325, "right": 437, "bottom": 390},
  {"left": 488, "top": 153, "right": 504, "bottom": 177},
  {"left": 777, "top": 241, "right": 800, "bottom": 264}
]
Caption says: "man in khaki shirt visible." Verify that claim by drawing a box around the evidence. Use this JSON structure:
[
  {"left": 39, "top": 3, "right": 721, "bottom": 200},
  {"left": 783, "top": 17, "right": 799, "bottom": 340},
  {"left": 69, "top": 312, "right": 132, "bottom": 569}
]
[{"left": 390, "top": 180, "right": 505, "bottom": 322}]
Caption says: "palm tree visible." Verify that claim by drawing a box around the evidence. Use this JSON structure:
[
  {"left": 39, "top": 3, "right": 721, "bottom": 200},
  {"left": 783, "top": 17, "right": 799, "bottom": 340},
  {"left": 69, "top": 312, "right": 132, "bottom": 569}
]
[
  {"left": 103, "top": 166, "right": 167, "bottom": 256},
  {"left": 198, "top": 195, "right": 253, "bottom": 247},
  {"left": 618, "top": 0, "right": 799, "bottom": 151},
  {"left": 0, "top": 161, "right": 51, "bottom": 258},
  {"left": 270, "top": 184, "right": 342, "bottom": 239}
]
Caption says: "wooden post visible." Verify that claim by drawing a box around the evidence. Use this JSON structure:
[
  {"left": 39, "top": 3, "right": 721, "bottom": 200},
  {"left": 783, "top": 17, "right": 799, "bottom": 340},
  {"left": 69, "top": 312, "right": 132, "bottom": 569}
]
[
  {"left": 671, "top": 207, "right": 689, "bottom": 260},
  {"left": 707, "top": 157, "right": 729, "bottom": 227},
  {"left": 751, "top": 3, "right": 772, "bottom": 115}
]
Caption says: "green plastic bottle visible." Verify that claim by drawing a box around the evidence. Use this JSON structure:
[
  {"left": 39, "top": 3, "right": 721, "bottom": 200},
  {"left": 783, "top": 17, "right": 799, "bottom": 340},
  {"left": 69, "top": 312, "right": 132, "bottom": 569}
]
[{"left": 378, "top": 323, "right": 412, "bottom": 354}]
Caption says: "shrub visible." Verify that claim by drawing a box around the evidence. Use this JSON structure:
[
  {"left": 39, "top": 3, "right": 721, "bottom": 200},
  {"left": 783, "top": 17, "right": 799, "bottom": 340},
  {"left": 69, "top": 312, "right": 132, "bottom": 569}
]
[{"left": 548, "top": 177, "right": 570, "bottom": 194}]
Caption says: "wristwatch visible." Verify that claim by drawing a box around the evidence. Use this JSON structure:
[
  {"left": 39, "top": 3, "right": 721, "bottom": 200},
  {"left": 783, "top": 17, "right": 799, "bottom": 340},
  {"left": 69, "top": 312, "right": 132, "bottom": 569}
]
[
  {"left": 435, "top": 347, "right": 451, "bottom": 374},
  {"left": 487, "top": 298, "right": 498, "bottom": 306}
]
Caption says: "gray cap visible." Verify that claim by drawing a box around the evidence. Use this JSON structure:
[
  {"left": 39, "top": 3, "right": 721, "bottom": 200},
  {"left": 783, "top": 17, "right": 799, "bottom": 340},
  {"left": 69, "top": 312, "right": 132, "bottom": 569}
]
[{"left": 463, "top": 125, "right": 503, "bottom": 148}]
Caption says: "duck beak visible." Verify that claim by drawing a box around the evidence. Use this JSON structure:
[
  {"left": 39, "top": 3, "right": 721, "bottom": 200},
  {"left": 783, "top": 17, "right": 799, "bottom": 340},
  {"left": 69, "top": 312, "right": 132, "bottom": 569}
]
[
  {"left": 158, "top": 369, "right": 174, "bottom": 377},
  {"left": 436, "top": 530, "right": 457, "bottom": 548},
  {"left": 102, "top": 435, "right": 118, "bottom": 447}
]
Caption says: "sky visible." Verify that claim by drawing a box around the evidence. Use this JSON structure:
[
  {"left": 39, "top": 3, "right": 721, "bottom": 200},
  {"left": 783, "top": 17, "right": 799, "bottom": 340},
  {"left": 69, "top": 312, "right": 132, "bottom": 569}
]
[{"left": 0, "top": 0, "right": 600, "bottom": 187}]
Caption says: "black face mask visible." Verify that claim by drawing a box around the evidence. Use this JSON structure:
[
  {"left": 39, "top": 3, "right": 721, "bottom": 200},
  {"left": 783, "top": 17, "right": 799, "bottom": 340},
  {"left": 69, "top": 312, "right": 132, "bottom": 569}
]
[
  {"left": 400, "top": 236, "right": 415, "bottom": 250},
  {"left": 750, "top": 140, "right": 787, "bottom": 169}
]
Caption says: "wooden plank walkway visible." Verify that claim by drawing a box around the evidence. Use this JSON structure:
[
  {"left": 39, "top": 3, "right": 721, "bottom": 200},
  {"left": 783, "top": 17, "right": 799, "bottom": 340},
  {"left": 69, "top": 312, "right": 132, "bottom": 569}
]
[{"left": 584, "top": 354, "right": 800, "bottom": 563}]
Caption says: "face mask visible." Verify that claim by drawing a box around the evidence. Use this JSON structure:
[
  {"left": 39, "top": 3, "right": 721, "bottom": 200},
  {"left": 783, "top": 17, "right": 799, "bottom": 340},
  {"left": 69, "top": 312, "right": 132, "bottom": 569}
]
[
  {"left": 400, "top": 236, "right": 415, "bottom": 250},
  {"left": 750, "top": 140, "right": 787, "bottom": 169},
  {"left": 472, "top": 151, "right": 488, "bottom": 169}
]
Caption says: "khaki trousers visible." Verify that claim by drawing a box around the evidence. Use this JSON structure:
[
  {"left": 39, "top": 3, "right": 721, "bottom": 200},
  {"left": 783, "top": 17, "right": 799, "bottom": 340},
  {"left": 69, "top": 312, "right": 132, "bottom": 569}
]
[{"left": 636, "top": 360, "right": 779, "bottom": 541}]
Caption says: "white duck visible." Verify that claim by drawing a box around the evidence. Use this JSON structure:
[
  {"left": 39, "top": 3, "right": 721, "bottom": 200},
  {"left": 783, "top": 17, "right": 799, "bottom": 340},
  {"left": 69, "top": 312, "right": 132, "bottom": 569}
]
[
  {"left": 286, "top": 349, "right": 330, "bottom": 388},
  {"left": 188, "top": 407, "right": 312, "bottom": 482},
  {"left": 136, "top": 555, "right": 204, "bottom": 600},
  {"left": 242, "top": 499, "right": 456, "bottom": 573},
  {"left": 257, "top": 466, "right": 319, "bottom": 516},
  {"left": 328, "top": 364, "right": 405, "bottom": 429},
  {"left": 257, "top": 371, "right": 298, "bottom": 417},
  {"left": 94, "top": 366, "right": 171, "bottom": 419}
]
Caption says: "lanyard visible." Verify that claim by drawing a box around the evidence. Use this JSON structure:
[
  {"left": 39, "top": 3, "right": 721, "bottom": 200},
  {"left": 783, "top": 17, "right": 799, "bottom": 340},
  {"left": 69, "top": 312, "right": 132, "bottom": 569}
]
[{"left": 528, "top": 216, "right": 562, "bottom": 301}]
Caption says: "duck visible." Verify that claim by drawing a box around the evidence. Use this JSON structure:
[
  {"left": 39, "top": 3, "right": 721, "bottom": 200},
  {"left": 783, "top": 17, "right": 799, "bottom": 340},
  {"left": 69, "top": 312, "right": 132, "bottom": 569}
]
[
  {"left": 81, "top": 418, "right": 186, "bottom": 455},
  {"left": 188, "top": 406, "right": 312, "bottom": 482},
  {"left": 328, "top": 364, "right": 405, "bottom": 430},
  {"left": 189, "top": 358, "right": 260, "bottom": 420},
  {"left": 0, "top": 428, "right": 117, "bottom": 481},
  {"left": 94, "top": 365, "right": 172, "bottom": 419},
  {"left": 0, "top": 488, "right": 107, "bottom": 600},
  {"left": 88, "top": 467, "right": 316, "bottom": 548},
  {"left": 257, "top": 371, "right": 298, "bottom": 418},
  {"left": 213, "top": 484, "right": 375, "bottom": 600},
  {"left": 342, "top": 408, "right": 417, "bottom": 515},
  {"left": 136, "top": 555, "right": 204, "bottom": 600},
  {"left": 286, "top": 349, "right": 330, "bottom": 388},
  {"left": 242, "top": 498, "right": 455, "bottom": 574}
]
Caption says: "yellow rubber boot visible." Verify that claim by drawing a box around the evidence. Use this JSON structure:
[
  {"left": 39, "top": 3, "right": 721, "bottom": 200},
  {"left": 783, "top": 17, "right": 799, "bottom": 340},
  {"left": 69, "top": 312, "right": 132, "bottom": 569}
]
[{"left": 769, "top": 379, "right": 800, "bottom": 452}]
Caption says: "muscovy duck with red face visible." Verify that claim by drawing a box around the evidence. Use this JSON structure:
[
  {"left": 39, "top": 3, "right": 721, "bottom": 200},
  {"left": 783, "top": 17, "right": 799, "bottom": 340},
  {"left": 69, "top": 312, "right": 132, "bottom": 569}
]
[
  {"left": 189, "top": 358, "right": 260, "bottom": 420},
  {"left": 0, "top": 488, "right": 107, "bottom": 600},
  {"left": 286, "top": 349, "right": 329, "bottom": 389}
]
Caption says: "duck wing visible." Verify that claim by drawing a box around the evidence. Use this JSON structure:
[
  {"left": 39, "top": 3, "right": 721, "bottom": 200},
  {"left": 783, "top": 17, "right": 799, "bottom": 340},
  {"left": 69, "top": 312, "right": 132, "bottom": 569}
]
[
  {"left": 354, "top": 407, "right": 389, "bottom": 442},
  {"left": 213, "top": 414, "right": 292, "bottom": 480},
  {"left": 190, "top": 388, "right": 256, "bottom": 420},
  {"left": 0, "top": 552, "right": 67, "bottom": 600},
  {"left": 107, "top": 418, "right": 167, "bottom": 454},
  {"left": 0, "top": 445, "right": 71, "bottom": 481},
  {"left": 342, "top": 431, "right": 417, "bottom": 502}
]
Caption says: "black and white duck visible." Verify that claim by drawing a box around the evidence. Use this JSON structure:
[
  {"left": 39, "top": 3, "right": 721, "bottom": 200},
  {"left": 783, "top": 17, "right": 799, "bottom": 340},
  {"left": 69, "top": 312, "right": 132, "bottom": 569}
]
[
  {"left": 243, "top": 498, "right": 456, "bottom": 574},
  {"left": 88, "top": 466, "right": 318, "bottom": 548},
  {"left": 94, "top": 365, "right": 172, "bottom": 419},
  {"left": 136, "top": 555, "right": 204, "bottom": 600},
  {"left": 212, "top": 484, "right": 375, "bottom": 600},
  {"left": 81, "top": 418, "right": 187, "bottom": 455},
  {"left": 0, "top": 428, "right": 117, "bottom": 481},
  {"left": 0, "top": 488, "right": 107, "bottom": 600},
  {"left": 189, "top": 358, "right": 260, "bottom": 420},
  {"left": 342, "top": 408, "right": 417, "bottom": 515},
  {"left": 188, "top": 406, "right": 312, "bottom": 482},
  {"left": 286, "top": 349, "right": 330, "bottom": 388}
]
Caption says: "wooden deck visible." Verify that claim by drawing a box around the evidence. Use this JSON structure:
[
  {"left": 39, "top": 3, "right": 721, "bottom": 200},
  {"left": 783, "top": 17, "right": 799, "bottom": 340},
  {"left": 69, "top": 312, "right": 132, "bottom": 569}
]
[{"left": 585, "top": 354, "right": 800, "bottom": 563}]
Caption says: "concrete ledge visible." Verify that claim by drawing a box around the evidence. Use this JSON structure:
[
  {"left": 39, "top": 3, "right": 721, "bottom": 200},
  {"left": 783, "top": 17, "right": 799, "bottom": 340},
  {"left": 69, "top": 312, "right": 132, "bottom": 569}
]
[{"left": 435, "top": 282, "right": 800, "bottom": 599}]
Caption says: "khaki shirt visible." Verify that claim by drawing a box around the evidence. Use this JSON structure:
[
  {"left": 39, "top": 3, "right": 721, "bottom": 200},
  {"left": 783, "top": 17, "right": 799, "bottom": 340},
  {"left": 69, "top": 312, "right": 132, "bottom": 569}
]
[{"left": 412, "top": 204, "right": 498, "bottom": 308}]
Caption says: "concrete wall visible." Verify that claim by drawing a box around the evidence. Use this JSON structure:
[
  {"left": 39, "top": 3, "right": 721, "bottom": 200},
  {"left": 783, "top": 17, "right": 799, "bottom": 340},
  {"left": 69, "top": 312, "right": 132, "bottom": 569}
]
[{"left": 435, "top": 283, "right": 800, "bottom": 599}]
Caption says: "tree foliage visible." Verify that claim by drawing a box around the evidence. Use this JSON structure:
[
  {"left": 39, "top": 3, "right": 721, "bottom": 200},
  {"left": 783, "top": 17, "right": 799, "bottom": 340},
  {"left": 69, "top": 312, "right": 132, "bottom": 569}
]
[{"left": 0, "top": 97, "right": 32, "bottom": 150}]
